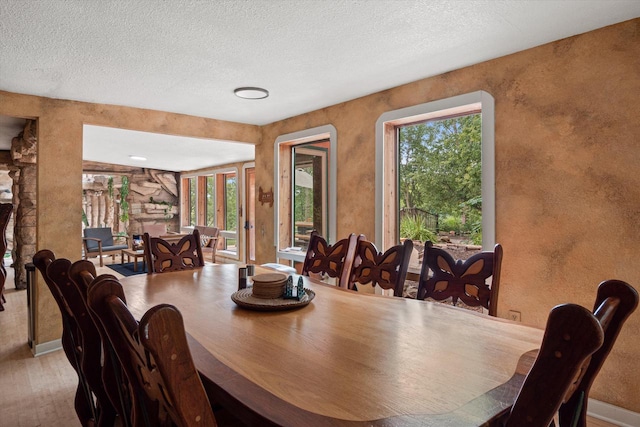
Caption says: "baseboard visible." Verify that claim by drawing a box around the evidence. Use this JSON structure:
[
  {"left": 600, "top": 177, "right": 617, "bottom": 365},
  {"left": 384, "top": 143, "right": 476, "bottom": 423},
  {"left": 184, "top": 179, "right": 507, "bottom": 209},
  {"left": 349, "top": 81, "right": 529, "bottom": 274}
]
[
  {"left": 588, "top": 398, "right": 640, "bottom": 427},
  {"left": 32, "top": 339, "right": 62, "bottom": 356}
]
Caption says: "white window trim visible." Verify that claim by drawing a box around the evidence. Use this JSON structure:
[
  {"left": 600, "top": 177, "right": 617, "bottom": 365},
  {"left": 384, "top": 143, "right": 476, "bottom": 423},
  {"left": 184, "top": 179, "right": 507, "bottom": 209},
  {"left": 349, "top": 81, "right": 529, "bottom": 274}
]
[
  {"left": 274, "top": 125, "right": 337, "bottom": 262},
  {"left": 241, "top": 162, "right": 255, "bottom": 263},
  {"left": 375, "top": 90, "right": 495, "bottom": 251}
]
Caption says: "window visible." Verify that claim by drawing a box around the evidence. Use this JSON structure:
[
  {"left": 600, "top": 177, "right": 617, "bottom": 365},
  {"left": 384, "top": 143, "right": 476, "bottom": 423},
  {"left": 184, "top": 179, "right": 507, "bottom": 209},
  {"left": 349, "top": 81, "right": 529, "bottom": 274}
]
[
  {"left": 275, "top": 125, "right": 337, "bottom": 262},
  {"left": 220, "top": 172, "right": 237, "bottom": 251},
  {"left": 206, "top": 176, "right": 214, "bottom": 226},
  {"left": 376, "top": 91, "right": 495, "bottom": 260},
  {"left": 180, "top": 168, "right": 240, "bottom": 258},
  {"left": 292, "top": 141, "right": 328, "bottom": 250},
  {"left": 181, "top": 177, "right": 197, "bottom": 227},
  {"left": 398, "top": 113, "right": 482, "bottom": 244}
]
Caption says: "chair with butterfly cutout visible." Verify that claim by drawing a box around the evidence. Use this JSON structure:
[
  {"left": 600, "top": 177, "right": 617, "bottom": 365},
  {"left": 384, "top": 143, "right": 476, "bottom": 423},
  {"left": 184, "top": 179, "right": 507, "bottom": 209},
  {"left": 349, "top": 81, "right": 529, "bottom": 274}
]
[
  {"left": 33, "top": 250, "right": 119, "bottom": 427},
  {"left": 86, "top": 276, "right": 218, "bottom": 427},
  {"left": 502, "top": 279, "right": 637, "bottom": 427},
  {"left": 349, "top": 237, "right": 413, "bottom": 297},
  {"left": 143, "top": 229, "right": 205, "bottom": 274},
  {"left": 301, "top": 231, "right": 360, "bottom": 288},
  {"left": 416, "top": 241, "right": 503, "bottom": 316}
]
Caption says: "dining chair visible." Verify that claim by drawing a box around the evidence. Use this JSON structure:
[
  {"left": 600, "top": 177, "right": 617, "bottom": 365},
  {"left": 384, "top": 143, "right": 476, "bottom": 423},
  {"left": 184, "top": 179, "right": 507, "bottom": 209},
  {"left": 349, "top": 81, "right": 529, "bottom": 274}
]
[
  {"left": 33, "top": 250, "right": 118, "bottom": 427},
  {"left": 68, "top": 260, "right": 133, "bottom": 427},
  {"left": 301, "top": 231, "right": 360, "bottom": 288},
  {"left": 83, "top": 226, "right": 130, "bottom": 267},
  {"left": 194, "top": 225, "right": 220, "bottom": 263},
  {"left": 557, "top": 280, "right": 638, "bottom": 427},
  {"left": 143, "top": 229, "right": 205, "bottom": 274},
  {"left": 87, "top": 277, "right": 218, "bottom": 427},
  {"left": 503, "top": 303, "right": 605, "bottom": 427},
  {"left": 33, "top": 250, "right": 94, "bottom": 426},
  {"left": 349, "top": 237, "right": 413, "bottom": 296},
  {"left": 416, "top": 241, "right": 503, "bottom": 316},
  {"left": 0, "top": 203, "right": 12, "bottom": 311}
]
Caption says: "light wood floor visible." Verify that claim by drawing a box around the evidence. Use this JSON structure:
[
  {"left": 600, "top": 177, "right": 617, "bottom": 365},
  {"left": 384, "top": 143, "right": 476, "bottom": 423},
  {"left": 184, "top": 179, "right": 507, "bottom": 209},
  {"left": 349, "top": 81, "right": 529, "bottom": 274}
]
[{"left": 0, "top": 260, "right": 621, "bottom": 427}]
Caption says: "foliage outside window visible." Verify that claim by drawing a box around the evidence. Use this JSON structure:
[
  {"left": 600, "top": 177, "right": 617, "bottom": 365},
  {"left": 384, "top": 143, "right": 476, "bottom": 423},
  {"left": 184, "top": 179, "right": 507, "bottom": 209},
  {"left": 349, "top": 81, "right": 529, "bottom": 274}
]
[
  {"left": 188, "top": 177, "right": 196, "bottom": 226},
  {"left": 376, "top": 91, "right": 495, "bottom": 271},
  {"left": 292, "top": 142, "right": 328, "bottom": 250},
  {"left": 180, "top": 169, "right": 239, "bottom": 257},
  {"left": 120, "top": 175, "right": 130, "bottom": 224},
  {"left": 223, "top": 173, "right": 237, "bottom": 250},
  {"left": 206, "top": 176, "right": 214, "bottom": 226},
  {"left": 398, "top": 114, "right": 482, "bottom": 245},
  {"left": 275, "top": 125, "right": 337, "bottom": 262}
]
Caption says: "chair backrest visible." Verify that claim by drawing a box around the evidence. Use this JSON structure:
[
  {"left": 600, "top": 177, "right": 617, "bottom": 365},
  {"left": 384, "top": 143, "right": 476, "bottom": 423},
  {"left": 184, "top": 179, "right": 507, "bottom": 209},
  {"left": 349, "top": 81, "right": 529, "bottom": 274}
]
[
  {"left": 68, "top": 260, "right": 132, "bottom": 426},
  {"left": 143, "top": 229, "right": 204, "bottom": 274},
  {"left": 558, "top": 280, "right": 638, "bottom": 427},
  {"left": 194, "top": 225, "right": 220, "bottom": 263},
  {"left": 417, "top": 242, "right": 503, "bottom": 316},
  {"left": 33, "top": 250, "right": 95, "bottom": 426},
  {"left": 194, "top": 225, "right": 220, "bottom": 248},
  {"left": 504, "top": 303, "right": 604, "bottom": 427},
  {"left": 301, "top": 231, "right": 359, "bottom": 288},
  {"left": 87, "top": 277, "right": 217, "bottom": 427},
  {"left": 32, "top": 250, "right": 118, "bottom": 427},
  {"left": 84, "top": 227, "right": 115, "bottom": 251},
  {"left": 349, "top": 237, "right": 413, "bottom": 296},
  {"left": 0, "top": 203, "right": 12, "bottom": 311},
  {"left": 139, "top": 304, "right": 218, "bottom": 426}
]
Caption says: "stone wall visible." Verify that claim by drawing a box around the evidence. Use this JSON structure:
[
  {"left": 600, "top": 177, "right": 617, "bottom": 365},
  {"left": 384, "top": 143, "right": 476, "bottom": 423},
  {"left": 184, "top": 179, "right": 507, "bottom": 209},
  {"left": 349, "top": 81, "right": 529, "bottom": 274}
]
[
  {"left": 10, "top": 120, "right": 36, "bottom": 289},
  {"left": 82, "top": 167, "right": 179, "bottom": 238}
]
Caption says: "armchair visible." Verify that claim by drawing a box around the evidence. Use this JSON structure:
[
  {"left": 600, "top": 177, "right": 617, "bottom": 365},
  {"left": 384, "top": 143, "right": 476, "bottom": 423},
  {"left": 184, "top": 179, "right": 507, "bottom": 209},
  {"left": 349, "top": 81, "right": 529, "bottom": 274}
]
[
  {"left": 194, "top": 225, "right": 220, "bottom": 263},
  {"left": 82, "top": 227, "right": 130, "bottom": 267}
]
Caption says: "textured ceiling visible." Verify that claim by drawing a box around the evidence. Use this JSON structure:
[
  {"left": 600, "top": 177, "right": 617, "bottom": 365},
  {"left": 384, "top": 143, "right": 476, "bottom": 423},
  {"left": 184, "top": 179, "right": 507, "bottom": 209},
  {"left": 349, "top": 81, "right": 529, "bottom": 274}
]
[{"left": 1, "top": 0, "right": 639, "bottom": 171}]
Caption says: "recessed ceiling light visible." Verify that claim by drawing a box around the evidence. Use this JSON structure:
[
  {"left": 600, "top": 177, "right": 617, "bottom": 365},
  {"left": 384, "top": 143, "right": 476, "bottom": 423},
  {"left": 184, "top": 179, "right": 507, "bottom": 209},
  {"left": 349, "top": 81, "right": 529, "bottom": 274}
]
[
  {"left": 234, "top": 87, "right": 269, "bottom": 99},
  {"left": 129, "top": 155, "right": 147, "bottom": 161}
]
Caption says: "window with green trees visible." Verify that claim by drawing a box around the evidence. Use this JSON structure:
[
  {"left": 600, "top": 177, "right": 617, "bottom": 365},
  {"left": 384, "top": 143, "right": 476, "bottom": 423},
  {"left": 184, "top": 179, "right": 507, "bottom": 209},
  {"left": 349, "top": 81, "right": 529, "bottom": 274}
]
[
  {"left": 376, "top": 91, "right": 495, "bottom": 262},
  {"left": 224, "top": 173, "right": 237, "bottom": 250},
  {"left": 399, "top": 113, "right": 482, "bottom": 245},
  {"left": 206, "top": 176, "right": 214, "bottom": 226}
]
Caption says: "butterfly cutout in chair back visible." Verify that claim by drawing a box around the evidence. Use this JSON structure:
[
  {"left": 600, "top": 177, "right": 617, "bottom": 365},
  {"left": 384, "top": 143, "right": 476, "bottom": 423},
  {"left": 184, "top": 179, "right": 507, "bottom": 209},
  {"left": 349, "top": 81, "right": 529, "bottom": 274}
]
[
  {"left": 417, "top": 242, "right": 502, "bottom": 316},
  {"left": 143, "top": 230, "right": 205, "bottom": 274}
]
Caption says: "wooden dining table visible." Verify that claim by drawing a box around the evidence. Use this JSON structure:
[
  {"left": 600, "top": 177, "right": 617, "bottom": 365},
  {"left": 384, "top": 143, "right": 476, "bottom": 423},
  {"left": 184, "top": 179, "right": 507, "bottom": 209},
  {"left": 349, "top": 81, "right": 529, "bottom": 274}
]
[{"left": 120, "top": 264, "right": 543, "bottom": 426}]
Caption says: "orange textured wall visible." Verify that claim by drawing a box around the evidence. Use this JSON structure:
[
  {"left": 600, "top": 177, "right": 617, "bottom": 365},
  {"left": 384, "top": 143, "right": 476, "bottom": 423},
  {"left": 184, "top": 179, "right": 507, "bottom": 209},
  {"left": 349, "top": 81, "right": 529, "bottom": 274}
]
[
  {"left": 0, "top": 92, "right": 260, "bottom": 345},
  {"left": 1, "top": 18, "right": 638, "bottom": 412},
  {"left": 259, "top": 19, "right": 640, "bottom": 411}
]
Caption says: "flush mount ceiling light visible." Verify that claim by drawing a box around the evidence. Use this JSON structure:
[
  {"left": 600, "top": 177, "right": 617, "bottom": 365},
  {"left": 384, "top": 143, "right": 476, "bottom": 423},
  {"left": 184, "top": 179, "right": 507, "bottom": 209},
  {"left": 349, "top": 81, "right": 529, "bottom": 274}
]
[
  {"left": 234, "top": 87, "right": 269, "bottom": 99},
  {"left": 129, "top": 155, "right": 147, "bottom": 161}
]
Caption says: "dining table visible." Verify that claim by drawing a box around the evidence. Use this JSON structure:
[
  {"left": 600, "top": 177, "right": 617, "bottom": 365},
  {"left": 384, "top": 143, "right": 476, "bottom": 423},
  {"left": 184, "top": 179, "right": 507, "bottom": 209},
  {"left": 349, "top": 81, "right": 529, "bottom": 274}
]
[{"left": 120, "top": 264, "right": 543, "bottom": 426}]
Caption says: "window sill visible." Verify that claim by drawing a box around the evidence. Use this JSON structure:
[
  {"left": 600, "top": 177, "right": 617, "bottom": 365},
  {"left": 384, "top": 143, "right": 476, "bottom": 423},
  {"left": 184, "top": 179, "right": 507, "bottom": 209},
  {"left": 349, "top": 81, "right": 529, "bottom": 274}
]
[{"left": 277, "top": 249, "right": 305, "bottom": 263}]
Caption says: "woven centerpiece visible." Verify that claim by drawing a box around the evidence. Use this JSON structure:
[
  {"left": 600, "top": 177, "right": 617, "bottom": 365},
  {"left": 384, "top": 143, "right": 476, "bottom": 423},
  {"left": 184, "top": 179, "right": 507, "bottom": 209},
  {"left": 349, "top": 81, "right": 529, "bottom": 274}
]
[{"left": 251, "top": 272, "right": 288, "bottom": 299}]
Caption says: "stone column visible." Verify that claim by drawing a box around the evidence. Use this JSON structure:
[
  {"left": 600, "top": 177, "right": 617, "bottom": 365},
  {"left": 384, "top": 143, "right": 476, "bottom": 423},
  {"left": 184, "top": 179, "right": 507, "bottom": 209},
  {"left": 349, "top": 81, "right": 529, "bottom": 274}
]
[{"left": 11, "top": 120, "right": 37, "bottom": 289}]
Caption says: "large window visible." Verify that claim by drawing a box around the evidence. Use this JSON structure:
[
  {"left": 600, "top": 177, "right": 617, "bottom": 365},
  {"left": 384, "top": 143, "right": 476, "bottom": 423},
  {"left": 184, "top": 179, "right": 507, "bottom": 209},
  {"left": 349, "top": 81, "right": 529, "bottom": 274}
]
[
  {"left": 220, "top": 172, "right": 237, "bottom": 251},
  {"left": 275, "top": 125, "right": 337, "bottom": 262},
  {"left": 181, "top": 177, "right": 197, "bottom": 227},
  {"left": 376, "top": 91, "right": 495, "bottom": 263},
  {"left": 292, "top": 141, "right": 328, "bottom": 249},
  {"left": 398, "top": 113, "right": 482, "bottom": 245},
  {"left": 180, "top": 168, "right": 240, "bottom": 258},
  {"left": 206, "top": 176, "right": 214, "bottom": 226}
]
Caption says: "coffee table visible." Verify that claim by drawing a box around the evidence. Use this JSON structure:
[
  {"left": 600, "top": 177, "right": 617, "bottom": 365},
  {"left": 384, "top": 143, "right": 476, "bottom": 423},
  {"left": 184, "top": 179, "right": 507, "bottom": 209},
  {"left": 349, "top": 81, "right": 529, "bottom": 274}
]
[{"left": 121, "top": 248, "right": 146, "bottom": 272}]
